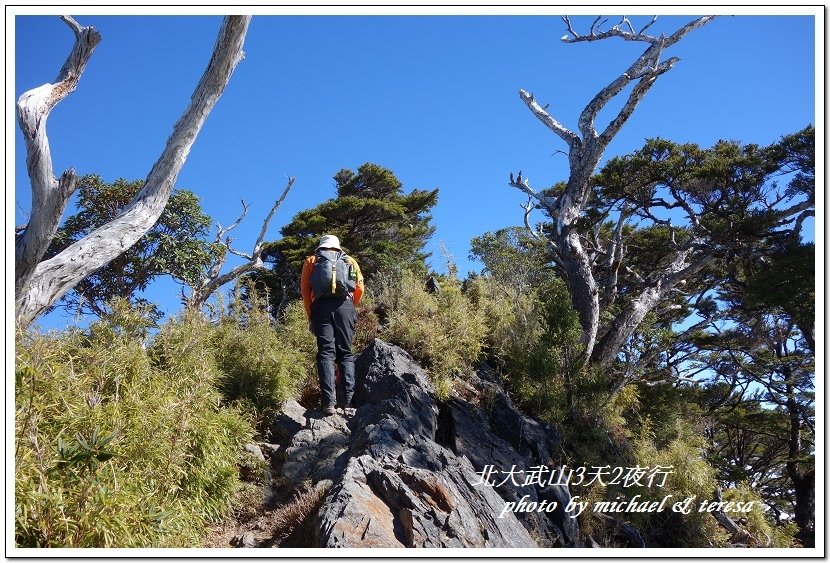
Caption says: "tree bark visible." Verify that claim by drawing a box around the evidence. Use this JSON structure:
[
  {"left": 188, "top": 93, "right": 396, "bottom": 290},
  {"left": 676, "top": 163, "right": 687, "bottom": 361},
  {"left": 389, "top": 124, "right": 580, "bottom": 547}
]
[
  {"left": 15, "top": 17, "right": 100, "bottom": 299},
  {"left": 593, "top": 252, "right": 713, "bottom": 369},
  {"left": 511, "top": 16, "right": 715, "bottom": 367},
  {"left": 16, "top": 15, "right": 252, "bottom": 327},
  {"left": 560, "top": 228, "right": 600, "bottom": 359}
]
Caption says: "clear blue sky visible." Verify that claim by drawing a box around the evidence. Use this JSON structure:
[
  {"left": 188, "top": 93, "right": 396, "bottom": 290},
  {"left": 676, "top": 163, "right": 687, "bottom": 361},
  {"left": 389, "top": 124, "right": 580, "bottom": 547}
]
[{"left": 12, "top": 10, "right": 818, "bottom": 329}]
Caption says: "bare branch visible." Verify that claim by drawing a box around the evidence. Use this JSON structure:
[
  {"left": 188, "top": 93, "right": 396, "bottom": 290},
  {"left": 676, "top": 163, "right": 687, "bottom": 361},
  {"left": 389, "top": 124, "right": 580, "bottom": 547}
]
[
  {"left": 664, "top": 16, "right": 717, "bottom": 49},
  {"left": 638, "top": 16, "right": 658, "bottom": 37},
  {"left": 788, "top": 209, "right": 815, "bottom": 240},
  {"left": 188, "top": 177, "right": 297, "bottom": 310},
  {"left": 562, "top": 16, "right": 580, "bottom": 40},
  {"left": 521, "top": 200, "right": 565, "bottom": 271},
  {"left": 633, "top": 205, "right": 673, "bottom": 227},
  {"left": 253, "top": 176, "right": 295, "bottom": 254},
  {"left": 518, "top": 89, "right": 581, "bottom": 149},
  {"left": 598, "top": 58, "right": 679, "bottom": 146},
  {"left": 226, "top": 244, "right": 252, "bottom": 260},
  {"left": 776, "top": 197, "right": 815, "bottom": 223},
  {"left": 563, "top": 20, "right": 661, "bottom": 44},
  {"left": 601, "top": 203, "right": 632, "bottom": 308},
  {"left": 509, "top": 171, "right": 536, "bottom": 197},
  {"left": 564, "top": 15, "right": 715, "bottom": 47},
  {"left": 16, "top": 16, "right": 251, "bottom": 326},
  {"left": 15, "top": 16, "right": 101, "bottom": 297},
  {"left": 617, "top": 16, "right": 636, "bottom": 35},
  {"left": 574, "top": 16, "right": 714, "bottom": 142},
  {"left": 577, "top": 35, "right": 665, "bottom": 140},
  {"left": 667, "top": 185, "right": 704, "bottom": 230},
  {"left": 521, "top": 200, "right": 538, "bottom": 234},
  {"left": 216, "top": 198, "right": 251, "bottom": 241},
  {"left": 59, "top": 15, "right": 84, "bottom": 35}
]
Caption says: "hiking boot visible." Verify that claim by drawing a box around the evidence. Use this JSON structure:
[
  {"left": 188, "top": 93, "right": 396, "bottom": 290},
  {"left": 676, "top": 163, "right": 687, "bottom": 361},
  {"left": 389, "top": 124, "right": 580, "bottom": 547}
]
[{"left": 322, "top": 405, "right": 336, "bottom": 416}]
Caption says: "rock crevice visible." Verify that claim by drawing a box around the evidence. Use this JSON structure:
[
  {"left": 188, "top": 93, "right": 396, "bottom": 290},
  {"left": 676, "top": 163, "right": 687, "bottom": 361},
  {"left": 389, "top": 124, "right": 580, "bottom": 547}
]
[{"left": 257, "top": 339, "right": 581, "bottom": 548}]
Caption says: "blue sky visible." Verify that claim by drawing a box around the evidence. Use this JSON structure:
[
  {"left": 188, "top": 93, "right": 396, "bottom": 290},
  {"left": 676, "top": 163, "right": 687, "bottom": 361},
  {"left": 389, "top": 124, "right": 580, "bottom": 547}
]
[{"left": 12, "top": 9, "right": 818, "bottom": 329}]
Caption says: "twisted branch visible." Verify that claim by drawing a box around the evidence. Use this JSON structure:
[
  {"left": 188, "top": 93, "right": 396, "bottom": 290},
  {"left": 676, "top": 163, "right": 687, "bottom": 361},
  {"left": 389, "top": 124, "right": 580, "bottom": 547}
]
[
  {"left": 16, "top": 15, "right": 252, "bottom": 326},
  {"left": 16, "top": 16, "right": 101, "bottom": 296},
  {"left": 188, "top": 177, "right": 296, "bottom": 309}
]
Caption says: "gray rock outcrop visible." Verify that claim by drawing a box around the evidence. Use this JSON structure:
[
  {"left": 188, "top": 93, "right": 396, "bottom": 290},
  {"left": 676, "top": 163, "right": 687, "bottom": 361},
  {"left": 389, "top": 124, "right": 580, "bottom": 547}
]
[{"left": 268, "top": 339, "right": 580, "bottom": 548}]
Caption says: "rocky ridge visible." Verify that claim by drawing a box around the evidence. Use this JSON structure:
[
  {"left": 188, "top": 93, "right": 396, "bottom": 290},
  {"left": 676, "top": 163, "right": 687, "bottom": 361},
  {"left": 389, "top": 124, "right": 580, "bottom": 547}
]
[{"left": 229, "top": 339, "right": 582, "bottom": 548}]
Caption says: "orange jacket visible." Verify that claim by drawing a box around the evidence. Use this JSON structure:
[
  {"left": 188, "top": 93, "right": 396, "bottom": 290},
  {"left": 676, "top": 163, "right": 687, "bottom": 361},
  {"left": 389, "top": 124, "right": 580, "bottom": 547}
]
[{"left": 300, "top": 253, "right": 364, "bottom": 320}]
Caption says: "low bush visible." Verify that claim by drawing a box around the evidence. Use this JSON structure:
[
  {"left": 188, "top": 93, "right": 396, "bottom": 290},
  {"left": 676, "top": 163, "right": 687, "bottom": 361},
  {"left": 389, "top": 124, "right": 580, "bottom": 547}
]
[
  {"left": 15, "top": 303, "right": 254, "bottom": 547},
  {"left": 371, "top": 268, "right": 486, "bottom": 399},
  {"left": 210, "top": 296, "right": 307, "bottom": 424}
]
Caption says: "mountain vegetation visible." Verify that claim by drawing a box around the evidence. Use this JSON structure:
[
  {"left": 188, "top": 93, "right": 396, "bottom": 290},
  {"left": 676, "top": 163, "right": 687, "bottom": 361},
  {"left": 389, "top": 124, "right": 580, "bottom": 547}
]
[
  {"left": 14, "top": 14, "right": 814, "bottom": 551},
  {"left": 247, "top": 162, "right": 439, "bottom": 320},
  {"left": 14, "top": 127, "right": 814, "bottom": 550},
  {"left": 45, "top": 175, "right": 220, "bottom": 320}
]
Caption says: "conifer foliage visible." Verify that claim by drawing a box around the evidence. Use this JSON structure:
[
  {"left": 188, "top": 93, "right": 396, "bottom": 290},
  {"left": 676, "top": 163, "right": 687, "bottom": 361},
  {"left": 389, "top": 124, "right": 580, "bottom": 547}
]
[{"left": 275, "top": 162, "right": 438, "bottom": 277}]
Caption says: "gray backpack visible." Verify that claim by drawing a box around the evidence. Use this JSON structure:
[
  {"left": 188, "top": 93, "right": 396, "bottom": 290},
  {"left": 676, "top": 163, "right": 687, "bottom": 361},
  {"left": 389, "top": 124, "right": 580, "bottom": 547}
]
[{"left": 310, "top": 249, "right": 357, "bottom": 299}]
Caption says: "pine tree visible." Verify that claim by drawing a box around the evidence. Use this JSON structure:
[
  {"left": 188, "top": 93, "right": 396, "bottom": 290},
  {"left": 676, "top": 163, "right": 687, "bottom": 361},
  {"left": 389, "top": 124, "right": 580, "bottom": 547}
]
[{"left": 275, "top": 162, "right": 438, "bottom": 277}]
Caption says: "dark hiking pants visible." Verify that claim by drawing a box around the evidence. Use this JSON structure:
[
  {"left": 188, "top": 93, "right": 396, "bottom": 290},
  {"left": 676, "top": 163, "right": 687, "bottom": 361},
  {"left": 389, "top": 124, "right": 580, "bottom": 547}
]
[{"left": 311, "top": 296, "right": 357, "bottom": 409}]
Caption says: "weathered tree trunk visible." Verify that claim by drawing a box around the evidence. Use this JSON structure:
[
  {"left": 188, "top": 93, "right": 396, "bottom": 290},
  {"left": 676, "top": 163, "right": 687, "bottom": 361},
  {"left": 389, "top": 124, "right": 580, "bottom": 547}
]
[
  {"left": 560, "top": 228, "right": 601, "bottom": 359},
  {"left": 711, "top": 488, "right": 760, "bottom": 546},
  {"left": 510, "top": 16, "right": 715, "bottom": 367},
  {"left": 592, "top": 252, "right": 713, "bottom": 368},
  {"left": 15, "top": 17, "right": 100, "bottom": 300},
  {"left": 15, "top": 15, "right": 251, "bottom": 327}
]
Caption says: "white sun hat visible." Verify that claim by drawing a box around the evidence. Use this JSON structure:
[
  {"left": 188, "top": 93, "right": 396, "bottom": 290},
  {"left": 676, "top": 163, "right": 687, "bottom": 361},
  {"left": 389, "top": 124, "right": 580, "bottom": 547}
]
[{"left": 316, "top": 234, "right": 342, "bottom": 250}]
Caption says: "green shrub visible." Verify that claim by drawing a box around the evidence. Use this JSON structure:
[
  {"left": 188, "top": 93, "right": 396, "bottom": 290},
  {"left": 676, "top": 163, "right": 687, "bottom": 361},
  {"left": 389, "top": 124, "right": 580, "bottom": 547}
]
[
  {"left": 467, "top": 272, "right": 584, "bottom": 426},
  {"left": 721, "top": 484, "right": 798, "bottom": 547},
  {"left": 198, "top": 284, "right": 306, "bottom": 424},
  {"left": 371, "top": 268, "right": 486, "bottom": 399},
  {"left": 15, "top": 306, "right": 254, "bottom": 547}
]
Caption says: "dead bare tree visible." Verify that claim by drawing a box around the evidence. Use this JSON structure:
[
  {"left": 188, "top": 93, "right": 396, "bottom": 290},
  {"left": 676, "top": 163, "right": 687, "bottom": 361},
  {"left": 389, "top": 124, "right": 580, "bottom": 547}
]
[
  {"left": 509, "top": 15, "right": 716, "bottom": 368},
  {"left": 15, "top": 15, "right": 252, "bottom": 327},
  {"left": 186, "top": 177, "right": 296, "bottom": 310}
]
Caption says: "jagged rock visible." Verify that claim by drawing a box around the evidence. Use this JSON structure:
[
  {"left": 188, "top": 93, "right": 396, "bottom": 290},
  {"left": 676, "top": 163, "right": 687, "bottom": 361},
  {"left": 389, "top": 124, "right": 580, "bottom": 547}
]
[
  {"left": 269, "top": 399, "right": 307, "bottom": 446},
  {"left": 316, "top": 452, "right": 535, "bottom": 548},
  {"left": 443, "top": 372, "right": 579, "bottom": 547},
  {"left": 282, "top": 413, "right": 351, "bottom": 488},
  {"left": 270, "top": 339, "right": 580, "bottom": 549},
  {"left": 232, "top": 531, "right": 257, "bottom": 548},
  {"left": 440, "top": 397, "right": 557, "bottom": 544},
  {"left": 352, "top": 340, "right": 434, "bottom": 406},
  {"left": 258, "top": 442, "right": 281, "bottom": 458},
  {"left": 537, "top": 484, "right": 582, "bottom": 547},
  {"left": 244, "top": 443, "right": 266, "bottom": 463},
  {"left": 312, "top": 340, "right": 536, "bottom": 548},
  {"left": 468, "top": 365, "right": 561, "bottom": 465}
]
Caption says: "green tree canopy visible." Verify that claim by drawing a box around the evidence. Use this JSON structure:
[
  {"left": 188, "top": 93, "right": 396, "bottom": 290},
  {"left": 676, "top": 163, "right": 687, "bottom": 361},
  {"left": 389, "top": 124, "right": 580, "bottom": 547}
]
[
  {"left": 274, "top": 163, "right": 439, "bottom": 278},
  {"left": 46, "top": 174, "right": 218, "bottom": 319}
]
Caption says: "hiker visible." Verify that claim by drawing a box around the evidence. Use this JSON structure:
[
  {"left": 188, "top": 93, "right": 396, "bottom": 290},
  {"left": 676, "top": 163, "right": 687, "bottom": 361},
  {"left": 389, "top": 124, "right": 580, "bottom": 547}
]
[{"left": 301, "top": 234, "right": 364, "bottom": 416}]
